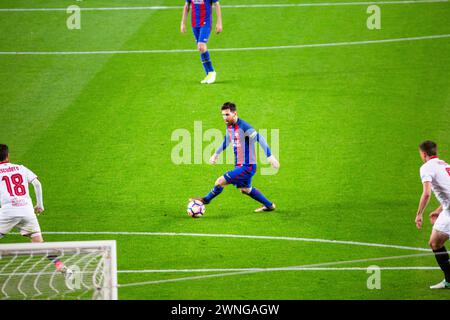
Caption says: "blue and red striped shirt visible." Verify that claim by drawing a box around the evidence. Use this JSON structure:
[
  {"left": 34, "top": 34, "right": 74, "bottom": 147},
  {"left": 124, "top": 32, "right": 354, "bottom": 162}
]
[
  {"left": 186, "top": 0, "right": 218, "bottom": 28},
  {"left": 215, "top": 118, "right": 272, "bottom": 167}
]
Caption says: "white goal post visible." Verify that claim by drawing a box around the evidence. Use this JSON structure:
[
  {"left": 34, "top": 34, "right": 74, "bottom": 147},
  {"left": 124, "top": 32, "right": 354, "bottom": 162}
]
[{"left": 0, "top": 240, "right": 118, "bottom": 300}]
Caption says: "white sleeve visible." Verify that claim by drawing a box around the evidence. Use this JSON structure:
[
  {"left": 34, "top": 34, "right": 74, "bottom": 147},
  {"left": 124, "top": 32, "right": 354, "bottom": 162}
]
[
  {"left": 420, "top": 165, "right": 433, "bottom": 183},
  {"left": 21, "top": 165, "right": 38, "bottom": 183},
  {"left": 31, "top": 179, "right": 44, "bottom": 209}
]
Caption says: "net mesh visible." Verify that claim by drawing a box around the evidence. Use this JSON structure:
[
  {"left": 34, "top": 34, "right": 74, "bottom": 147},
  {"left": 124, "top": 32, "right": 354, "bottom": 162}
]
[{"left": 0, "top": 243, "right": 115, "bottom": 300}]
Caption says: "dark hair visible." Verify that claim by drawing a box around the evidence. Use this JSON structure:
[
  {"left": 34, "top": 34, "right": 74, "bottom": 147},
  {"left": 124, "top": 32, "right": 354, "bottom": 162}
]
[
  {"left": 419, "top": 140, "right": 437, "bottom": 156},
  {"left": 221, "top": 102, "right": 237, "bottom": 112},
  {"left": 0, "top": 144, "right": 9, "bottom": 162}
]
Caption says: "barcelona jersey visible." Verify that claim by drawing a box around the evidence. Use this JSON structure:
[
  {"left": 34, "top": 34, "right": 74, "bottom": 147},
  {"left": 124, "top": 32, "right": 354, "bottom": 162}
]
[
  {"left": 186, "top": 0, "right": 218, "bottom": 28},
  {"left": 216, "top": 118, "right": 272, "bottom": 167}
]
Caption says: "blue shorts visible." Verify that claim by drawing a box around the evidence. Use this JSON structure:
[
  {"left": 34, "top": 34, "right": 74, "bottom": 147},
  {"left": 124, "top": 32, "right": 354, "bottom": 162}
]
[
  {"left": 192, "top": 26, "right": 211, "bottom": 44},
  {"left": 223, "top": 165, "right": 256, "bottom": 188}
]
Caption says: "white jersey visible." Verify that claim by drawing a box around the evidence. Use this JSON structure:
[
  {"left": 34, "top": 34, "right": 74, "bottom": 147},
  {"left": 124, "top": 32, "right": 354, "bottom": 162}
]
[
  {"left": 0, "top": 162, "right": 37, "bottom": 213},
  {"left": 420, "top": 157, "right": 450, "bottom": 210}
]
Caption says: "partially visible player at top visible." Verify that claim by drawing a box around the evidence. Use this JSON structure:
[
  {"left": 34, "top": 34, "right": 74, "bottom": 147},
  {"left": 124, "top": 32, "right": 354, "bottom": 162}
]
[
  {"left": 415, "top": 141, "right": 450, "bottom": 289},
  {"left": 0, "top": 144, "right": 70, "bottom": 276},
  {"left": 190, "top": 102, "right": 280, "bottom": 212},
  {"left": 180, "top": 0, "right": 222, "bottom": 84}
]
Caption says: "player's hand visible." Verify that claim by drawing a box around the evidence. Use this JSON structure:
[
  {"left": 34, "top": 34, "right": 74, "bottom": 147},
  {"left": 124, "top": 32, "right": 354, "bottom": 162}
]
[
  {"left": 180, "top": 24, "right": 186, "bottom": 33},
  {"left": 430, "top": 211, "right": 440, "bottom": 225},
  {"left": 209, "top": 154, "right": 219, "bottom": 164},
  {"left": 415, "top": 214, "right": 423, "bottom": 229},
  {"left": 267, "top": 155, "right": 280, "bottom": 169},
  {"left": 216, "top": 23, "right": 222, "bottom": 34},
  {"left": 34, "top": 206, "right": 44, "bottom": 216}
]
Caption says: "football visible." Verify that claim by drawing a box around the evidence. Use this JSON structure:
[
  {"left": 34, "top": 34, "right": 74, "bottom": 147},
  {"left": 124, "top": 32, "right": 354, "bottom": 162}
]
[{"left": 187, "top": 200, "right": 205, "bottom": 218}]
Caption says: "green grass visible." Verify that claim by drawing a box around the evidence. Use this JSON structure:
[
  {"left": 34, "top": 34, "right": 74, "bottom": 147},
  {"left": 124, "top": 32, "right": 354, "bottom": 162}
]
[{"left": 0, "top": 0, "right": 450, "bottom": 299}]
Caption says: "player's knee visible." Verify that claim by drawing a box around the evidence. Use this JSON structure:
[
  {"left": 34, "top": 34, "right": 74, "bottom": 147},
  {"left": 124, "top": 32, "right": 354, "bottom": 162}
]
[
  {"left": 215, "top": 176, "right": 226, "bottom": 186},
  {"left": 29, "top": 233, "right": 43, "bottom": 243},
  {"left": 240, "top": 187, "right": 252, "bottom": 194},
  {"left": 429, "top": 239, "right": 443, "bottom": 251},
  {"left": 198, "top": 43, "right": 207, "bottom": 53}
]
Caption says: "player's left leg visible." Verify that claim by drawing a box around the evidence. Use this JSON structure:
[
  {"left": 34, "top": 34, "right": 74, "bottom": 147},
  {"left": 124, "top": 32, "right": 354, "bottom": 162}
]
[
  {"left": 429, "top": 227, "right": 450, "bottom": 289},
  {"left": 19, "top": 217, "right": 71, "bottom": 276},
  {"left": 29, "top": 232, "right": 43, "bottom": 243},
  {"left": 236, "top": 166, "right": 275, "bottom": 212},
  {"left": 192, "top": 27, "right": 209, "bottom": 77}
]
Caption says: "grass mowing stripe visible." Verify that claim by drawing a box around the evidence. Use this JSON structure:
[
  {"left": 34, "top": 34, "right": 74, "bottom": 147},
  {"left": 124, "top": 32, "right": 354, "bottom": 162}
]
[
  {"left": 1, "top": 34, "right": 449, "bottom": 55},
  {"left": 12, "top": 231, "right": 429, "bottom": 252},
  {"left": 0, "top": 0, "right": 447, "bottom": 11},
  {"left": 2, "top": 0, "right": 448, "bottom": 299},
  {"left": 118, "top": 252, "right": 436, "bottom": 287},
  {"left": 118, "top": 266, "right": 440, "bottom": 273}
]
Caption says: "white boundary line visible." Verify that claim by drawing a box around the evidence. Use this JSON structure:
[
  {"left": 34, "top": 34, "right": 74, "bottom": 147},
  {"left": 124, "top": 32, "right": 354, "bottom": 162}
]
[
  {"left": 7, "top": 231, "right": 435, "bottom": 287},
  {"left": 0, "top": 0, "right": 447, "bottom": 12},
  {"left": 1, "top": 34, "right": 449, "bottom": 55},
  {"left": 28, "top": 231, "right": 430, "bottom": 252},
  {"left": 117, "top": 252, "right": 436, "bottom": 287},
  {"left": 118, "top": 266, "right": 439, "bottom": 273}
]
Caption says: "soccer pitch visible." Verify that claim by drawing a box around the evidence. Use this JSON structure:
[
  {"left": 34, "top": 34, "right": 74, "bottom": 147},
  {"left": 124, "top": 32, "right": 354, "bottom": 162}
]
[{"left": 1, "top": 0, "right": 450, "bottom": 299}]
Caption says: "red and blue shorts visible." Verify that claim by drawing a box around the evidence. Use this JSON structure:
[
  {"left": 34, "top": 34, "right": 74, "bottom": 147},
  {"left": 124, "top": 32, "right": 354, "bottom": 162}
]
[
  {"left": 192, "top": 26, "right": 211, "bottom": 44},
  {"left": 223, "top": 165, "right": 256, "bottom": 188}
]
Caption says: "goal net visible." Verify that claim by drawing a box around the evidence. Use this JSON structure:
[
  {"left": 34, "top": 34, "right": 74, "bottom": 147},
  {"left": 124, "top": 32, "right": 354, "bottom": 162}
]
[{"left": 0, "top": 240, "right": 117, "bottom": 300}]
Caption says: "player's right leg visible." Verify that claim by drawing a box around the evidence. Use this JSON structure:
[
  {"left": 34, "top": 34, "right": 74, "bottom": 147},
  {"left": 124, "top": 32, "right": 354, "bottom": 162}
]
[
  {"left": 230, "top": 166, "right": 276, "bottom": 212},
  {"left": 197, "top": 26, "right": 216, "bottom": 84},
  {"left": 428, "top": 217, "right": 450, "bottom": 289},
  {"left": 192, "top": 27, "right": 209, "bottom": 77},
  {"left": 191, "top": 175, "right": 228, "bottom": 204},
  {"left": 17, "top": 214, "right": 43, "bottom": 242},
  {"left": 240, "top": 187, "right": 276, "bottom": 212}
]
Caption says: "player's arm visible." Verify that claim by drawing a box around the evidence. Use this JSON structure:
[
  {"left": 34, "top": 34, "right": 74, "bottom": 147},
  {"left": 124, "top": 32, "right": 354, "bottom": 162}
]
[
  {"left": 249, "top": 131, "right": 280, "bottom": 169},
  {"left": 429, "top": 205, "right": 443, "bottom": 225},
  {"left": 31, "top": 178, "right": 44, "bottom": 215},
  {"left": 180, "top": 1, "right": 190, "bottom": 33},
  {"left": 210, "top": 134, "right": 230, "bottom": 164},
  {"left": 214, "top": 1, "right": 223, "bottom": 34},
  {"left": 415, "top": 181, "right": 432, "bottom": 229}
]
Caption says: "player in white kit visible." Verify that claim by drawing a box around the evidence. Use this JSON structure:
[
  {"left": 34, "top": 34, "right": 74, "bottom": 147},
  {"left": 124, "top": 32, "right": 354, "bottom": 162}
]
[
  {"left": 0, "top": 144, "right": 44, "bottom": 241},
  {"left": 415, "top": 141, "right": 450, "bottom": 289},
  {"left": 0, "top": 144, "right": 70, "bottom": 275}
]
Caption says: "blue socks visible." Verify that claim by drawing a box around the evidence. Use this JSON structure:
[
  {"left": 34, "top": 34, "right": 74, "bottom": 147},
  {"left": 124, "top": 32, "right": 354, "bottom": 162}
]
[
  {"left": 200, "top": 51, "right": 214, "bottom": 74},
  {"left": 246, "top": 188, "right": 273, "bottom": 208},
  {"left": 203, "top": 185, "right": 223, "bottom": 204},
  {"left": 203, "top": 186, "right": 272, "bottom": 208}
]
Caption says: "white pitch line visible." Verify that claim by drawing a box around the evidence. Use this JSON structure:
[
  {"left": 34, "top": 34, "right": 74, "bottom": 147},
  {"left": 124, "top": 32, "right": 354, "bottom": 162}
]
[
  {"left": 118, "top": 266, "right": 439, "bottom": 273},
  {"left": 1, "top": 34, "right": 449, "bottom": 56},
  {"left": 117, "top": 252, "right": 436, "bottom": 287},
  {"left": 0, "top": 0, "right": 447, "bottom": 12},
  {"left": 1, "top": 267, "right": 437, "bottom": 277},
  {"left": 118, "top": 270, "right": 258, "bottom": 287},
  {"left": 31, "top": 231, "right": 430, "bottom": 252}
]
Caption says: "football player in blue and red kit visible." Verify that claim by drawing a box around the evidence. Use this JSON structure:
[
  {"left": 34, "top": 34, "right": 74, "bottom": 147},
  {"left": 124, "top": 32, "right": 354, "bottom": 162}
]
[
  {"left": 191, "top": 102, "right": 280, "bottom": 212},
  {"left": 180, "top": 0, "right": 222, "bottom": 84}
]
